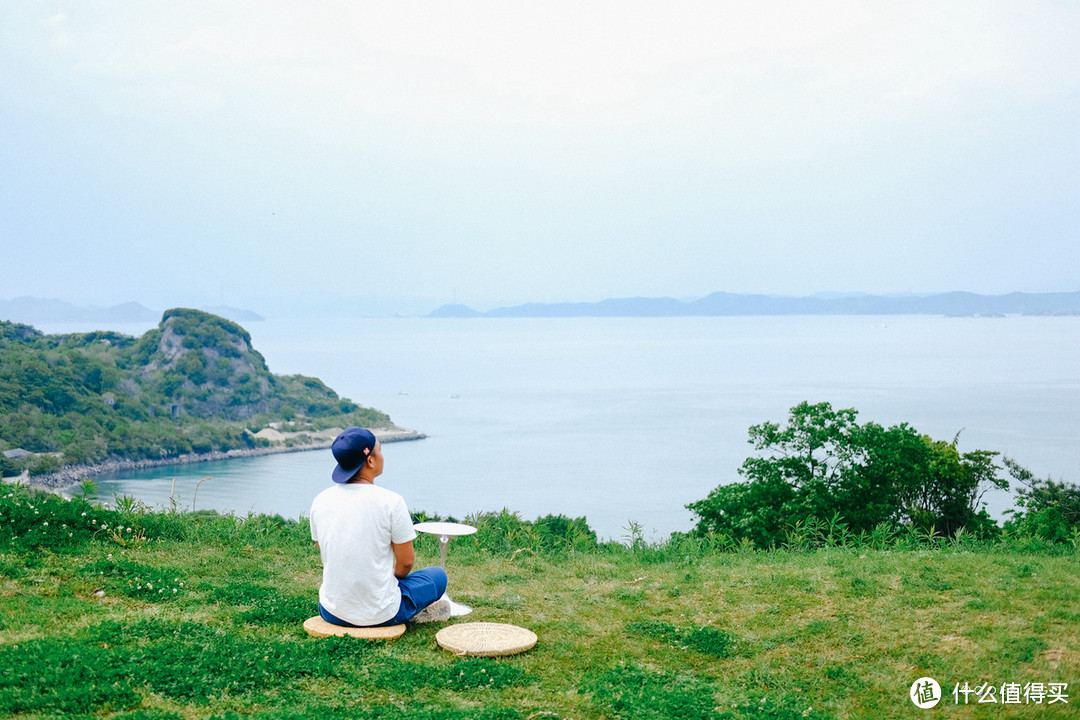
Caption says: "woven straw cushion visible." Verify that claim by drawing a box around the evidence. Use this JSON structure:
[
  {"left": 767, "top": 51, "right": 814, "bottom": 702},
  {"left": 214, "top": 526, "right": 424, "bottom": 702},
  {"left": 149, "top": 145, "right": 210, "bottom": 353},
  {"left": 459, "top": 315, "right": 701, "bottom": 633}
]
[
  {"left": 303, "top": 616, "right": 406, "bottom": 640},
  {"left": 435, "top": 622, "right": 537, "bottom": 657}
]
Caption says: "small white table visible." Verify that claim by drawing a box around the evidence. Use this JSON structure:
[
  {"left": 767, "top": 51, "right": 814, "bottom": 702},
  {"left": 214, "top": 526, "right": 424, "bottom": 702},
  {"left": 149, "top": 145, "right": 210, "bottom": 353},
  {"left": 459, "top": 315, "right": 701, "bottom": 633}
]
[
  {"left": 414, "top": 521, "right": 477, "bottom": 617},
  {"left": 413, "top": 521, "right": 477, "bottom": 568}
]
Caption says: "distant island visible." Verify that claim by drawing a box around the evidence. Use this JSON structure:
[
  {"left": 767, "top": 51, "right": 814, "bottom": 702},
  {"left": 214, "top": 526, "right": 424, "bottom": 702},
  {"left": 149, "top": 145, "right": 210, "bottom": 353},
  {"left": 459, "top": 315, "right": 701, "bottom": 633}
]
[
  {"left": 430, "top": 290, "right": 1080, "bottom": 319},
  {"left": 0, "top": 297, "right": 265, "bottom": 325},
  {"left": 0, "top": 309, "right": 416, "bottom": 487}
]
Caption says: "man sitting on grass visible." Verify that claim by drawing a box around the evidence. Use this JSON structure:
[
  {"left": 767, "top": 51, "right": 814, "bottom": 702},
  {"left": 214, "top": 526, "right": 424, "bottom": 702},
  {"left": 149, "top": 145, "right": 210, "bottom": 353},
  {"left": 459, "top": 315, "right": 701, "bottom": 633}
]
[{"left": 310, "top": 427, "right": 449, "bottom": 627}]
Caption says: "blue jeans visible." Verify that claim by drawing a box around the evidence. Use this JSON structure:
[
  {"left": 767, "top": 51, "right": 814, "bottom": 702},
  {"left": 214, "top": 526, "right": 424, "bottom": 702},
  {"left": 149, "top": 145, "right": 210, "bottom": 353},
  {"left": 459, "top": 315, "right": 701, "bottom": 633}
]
[{"left": 319, "top": 566, "right": 449, "bottom": 627}]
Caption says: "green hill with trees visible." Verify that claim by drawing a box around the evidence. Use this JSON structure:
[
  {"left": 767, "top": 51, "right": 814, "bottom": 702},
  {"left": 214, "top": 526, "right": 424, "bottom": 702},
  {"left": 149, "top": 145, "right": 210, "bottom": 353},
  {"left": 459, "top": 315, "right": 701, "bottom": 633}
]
[{"left": 0, "top": 309, "right": 391, "bottom": 478}]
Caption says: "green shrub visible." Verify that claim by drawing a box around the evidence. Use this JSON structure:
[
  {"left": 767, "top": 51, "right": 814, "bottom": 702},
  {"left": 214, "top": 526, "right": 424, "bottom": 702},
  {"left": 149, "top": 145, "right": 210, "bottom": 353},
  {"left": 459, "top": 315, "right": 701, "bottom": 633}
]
[
  {"left": 688, "top": 402, "right": 1008, "bottom": 547},
  {"left": 1003, "top": 457, "right": 1080, "bottom": 543},
  {"left": 535, "top": 513, "right": 598, "bottom": 551},
  {"left": 0, "top": 485, "right": 189, "bottom": 552},
  {"left": 0, "top": 487, "right": 113, "bottom": 551}
]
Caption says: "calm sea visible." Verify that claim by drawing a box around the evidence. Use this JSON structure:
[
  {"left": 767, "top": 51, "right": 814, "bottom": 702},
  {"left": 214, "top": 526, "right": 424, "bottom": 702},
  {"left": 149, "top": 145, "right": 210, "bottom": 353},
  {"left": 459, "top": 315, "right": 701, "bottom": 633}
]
[{"left": 57, "top": 314, "right": 1080, "bottom": 542}]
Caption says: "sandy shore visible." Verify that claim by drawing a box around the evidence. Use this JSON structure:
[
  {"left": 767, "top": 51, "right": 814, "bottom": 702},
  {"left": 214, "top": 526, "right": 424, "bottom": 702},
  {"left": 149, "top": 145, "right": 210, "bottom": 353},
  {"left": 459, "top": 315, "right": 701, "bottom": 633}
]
[{"left": 14, "top": 428, "right": 426, "bottom": 491}]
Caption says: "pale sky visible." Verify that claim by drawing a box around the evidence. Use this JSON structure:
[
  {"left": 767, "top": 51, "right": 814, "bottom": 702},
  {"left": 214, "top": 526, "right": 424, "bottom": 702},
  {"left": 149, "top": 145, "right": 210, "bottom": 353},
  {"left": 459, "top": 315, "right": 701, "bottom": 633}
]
[{"left": 2, "top": 1, "right": 1078, "bottom": 316}]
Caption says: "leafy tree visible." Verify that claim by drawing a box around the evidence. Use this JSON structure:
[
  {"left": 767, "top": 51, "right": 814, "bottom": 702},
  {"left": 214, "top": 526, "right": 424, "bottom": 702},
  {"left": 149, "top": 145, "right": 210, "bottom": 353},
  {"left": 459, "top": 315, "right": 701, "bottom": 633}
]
[
  {"left": 688, "top": 401, "right": 1007, "bottom": 547},
  {"left": 740, "top": 402, "right": 863, "bottom": 512},
  {"left": 1003, "top": 457, "right": 1080, "bottom": 542},
  {"left": 685, "top": 473, "right": 796, "bottom": 549},
  {"left": 841, "top": 421, "right": 927, "bottom": 529},
  {"left": 902, "top": 438, "right": 1004, "bottom": 536}
]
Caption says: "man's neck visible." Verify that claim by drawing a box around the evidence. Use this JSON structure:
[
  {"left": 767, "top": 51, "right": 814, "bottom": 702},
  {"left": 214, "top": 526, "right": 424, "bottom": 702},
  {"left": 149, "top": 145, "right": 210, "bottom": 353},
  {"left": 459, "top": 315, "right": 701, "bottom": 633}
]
[{"left": 348, "top": 475, "right": 375, "bottom": 485}]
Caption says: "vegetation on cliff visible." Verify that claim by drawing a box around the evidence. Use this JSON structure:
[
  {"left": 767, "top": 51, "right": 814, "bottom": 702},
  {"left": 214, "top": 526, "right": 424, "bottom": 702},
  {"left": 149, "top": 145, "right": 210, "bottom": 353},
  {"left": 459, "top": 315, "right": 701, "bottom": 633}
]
[{"left": 0, "top": 309, "right": 389, "bottom": 476}]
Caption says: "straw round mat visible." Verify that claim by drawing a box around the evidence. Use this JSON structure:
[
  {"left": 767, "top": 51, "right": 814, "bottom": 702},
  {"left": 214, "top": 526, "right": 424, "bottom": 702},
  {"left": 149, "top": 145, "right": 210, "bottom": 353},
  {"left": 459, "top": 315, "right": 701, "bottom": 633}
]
[
  {"left": 303, "top": 616, "right": 406, "bottom": 641},
  {"left": 435, "top": 622, "right": 538, "bottom": 657}
]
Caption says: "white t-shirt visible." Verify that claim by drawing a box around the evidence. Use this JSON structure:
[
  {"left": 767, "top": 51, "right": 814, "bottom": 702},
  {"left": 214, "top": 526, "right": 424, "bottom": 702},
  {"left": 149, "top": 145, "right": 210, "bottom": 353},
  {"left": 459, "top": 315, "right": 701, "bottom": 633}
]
[{"left": 309, "top": 483, "right": 418, "bottom": 626}]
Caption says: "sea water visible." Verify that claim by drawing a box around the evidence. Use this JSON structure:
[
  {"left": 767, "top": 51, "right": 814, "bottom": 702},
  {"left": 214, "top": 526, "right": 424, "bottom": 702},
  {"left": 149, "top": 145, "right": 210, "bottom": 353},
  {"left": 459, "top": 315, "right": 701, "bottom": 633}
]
[{"left": 80, "top": 314, "right": 1080, "bottom": 542}]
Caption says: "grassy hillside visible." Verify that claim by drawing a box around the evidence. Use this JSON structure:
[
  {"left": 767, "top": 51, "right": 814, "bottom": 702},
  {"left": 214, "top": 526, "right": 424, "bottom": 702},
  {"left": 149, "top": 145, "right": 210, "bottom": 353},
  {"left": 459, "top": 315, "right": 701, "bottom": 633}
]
[
  {"left": 1, "top": 486, "right": 1076, "bottom": 719},
  {"left": 0, "top": 309, "right": 391, "bottom": 475}
]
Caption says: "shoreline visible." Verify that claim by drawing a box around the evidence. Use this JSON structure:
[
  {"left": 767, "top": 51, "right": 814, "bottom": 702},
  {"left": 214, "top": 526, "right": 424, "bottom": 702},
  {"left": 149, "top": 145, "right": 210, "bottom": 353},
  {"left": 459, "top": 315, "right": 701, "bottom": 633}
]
[{"left": 14, "top": 428, "right": 427, "bottom": 492}]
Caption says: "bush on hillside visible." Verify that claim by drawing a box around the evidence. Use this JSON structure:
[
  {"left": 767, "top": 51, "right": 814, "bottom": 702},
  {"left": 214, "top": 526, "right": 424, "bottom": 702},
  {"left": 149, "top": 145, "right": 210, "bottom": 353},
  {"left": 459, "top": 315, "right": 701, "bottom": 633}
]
[
  {"left": 1003, "top": 457, "right": 1080, "bottom": 543},
  {"left": 688, "top": 401, "right": 1008, "bottom": 548},
  {"left": 0, "top": 485, "right": 188, "bottom": 552}
]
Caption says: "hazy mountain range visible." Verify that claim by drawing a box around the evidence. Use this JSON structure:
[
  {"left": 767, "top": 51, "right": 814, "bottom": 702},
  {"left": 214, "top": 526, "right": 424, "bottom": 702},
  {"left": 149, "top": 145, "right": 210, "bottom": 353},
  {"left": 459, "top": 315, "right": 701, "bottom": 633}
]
[
  {"left": 0, "top": 297, "right": 264, "bottom": 325},
  {"left": 430, "top": 290, "right": 1080, "bottom": 319},
  {"left": 6, "top": 292, "right": 1079, "bottom": 325}
]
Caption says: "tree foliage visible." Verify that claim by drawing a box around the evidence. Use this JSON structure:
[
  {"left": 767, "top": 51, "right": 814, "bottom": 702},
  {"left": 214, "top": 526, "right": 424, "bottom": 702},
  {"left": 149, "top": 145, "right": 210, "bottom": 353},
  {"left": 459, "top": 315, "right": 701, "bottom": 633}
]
[
  {"left": 1002, "top": 457, "right": 1080, "bottom": 542},
  {"left": 688, "top": 401, "right": 1008, "bottom": 547},
  {"left": 0, "top": 310, "right": 391, "bottom": 471}
]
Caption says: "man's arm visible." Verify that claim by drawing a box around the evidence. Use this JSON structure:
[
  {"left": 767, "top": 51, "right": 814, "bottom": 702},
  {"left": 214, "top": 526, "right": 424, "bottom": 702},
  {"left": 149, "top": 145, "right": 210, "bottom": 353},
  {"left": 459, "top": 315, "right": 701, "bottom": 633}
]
[{"left": 392, "top": 540, "right": 415, "bottom": 579}]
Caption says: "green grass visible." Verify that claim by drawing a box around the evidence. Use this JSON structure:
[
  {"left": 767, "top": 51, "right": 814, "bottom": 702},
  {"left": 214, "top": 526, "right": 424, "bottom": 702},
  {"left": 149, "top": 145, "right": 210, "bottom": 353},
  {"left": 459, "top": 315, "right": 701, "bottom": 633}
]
[{"left": 0, "top": 488, "right": 1077, "bottom": 719}]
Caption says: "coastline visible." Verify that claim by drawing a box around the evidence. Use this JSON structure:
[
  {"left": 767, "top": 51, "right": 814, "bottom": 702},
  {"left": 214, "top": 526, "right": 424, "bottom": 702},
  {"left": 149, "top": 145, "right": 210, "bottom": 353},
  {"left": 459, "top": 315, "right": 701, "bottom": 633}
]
[{"left": 13, "top": 428, "right": 426, "bottom": 492}]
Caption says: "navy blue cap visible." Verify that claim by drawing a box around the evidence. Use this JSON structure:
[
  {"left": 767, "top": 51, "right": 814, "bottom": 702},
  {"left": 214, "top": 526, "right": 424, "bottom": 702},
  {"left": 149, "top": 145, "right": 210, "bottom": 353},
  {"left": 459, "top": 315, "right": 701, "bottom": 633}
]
[{"left": 331, "top": 427, "right": 377, "bottom": 483}]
